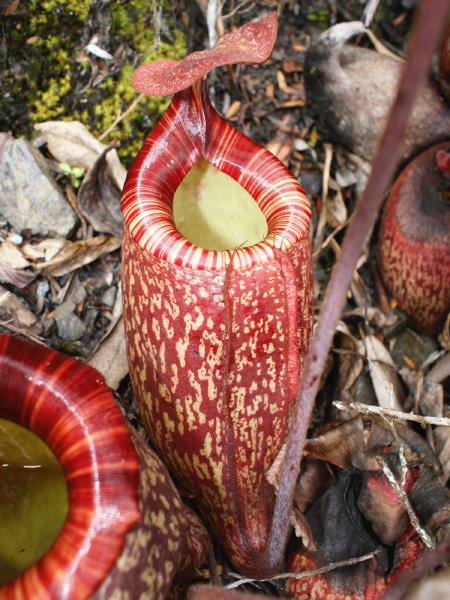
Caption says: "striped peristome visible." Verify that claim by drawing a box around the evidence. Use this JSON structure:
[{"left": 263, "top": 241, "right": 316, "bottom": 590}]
[
  {"left": 122, "top": 80, "right": 313, "bottom": 577},
  {"left": 0, "top": 335, "right": 207, "bottom": 599}
]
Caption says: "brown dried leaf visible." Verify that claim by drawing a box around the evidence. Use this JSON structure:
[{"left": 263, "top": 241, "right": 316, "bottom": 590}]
[
  {"left": 282, "top": 58, "right": 303, "bottom": 73},
  {"left": 37, "top": 236, "right": 121, "bottom": 277},
  {"left": 438, "top": 313, "right": 450, "bottom": 350},
  {"left": 88, "top": 317, "right": 128, "bottom": 390},
  {"left": 326, "top": 189, "right": 348, "bottom": 227},
  {"left": 399, "top": 368, "right": 444, "bottom": 418},
  {"left": 0, "top": 241, "right": 36, "bottom": 288},
  {"left": 365, "top": 334, "right": 404, "bottom": 411},
  {"left": 265, "top": 135, "right": 293, "bottom": 165},
  {"left": 336, "top": 323, "right": 365, "bottom": 400},
  {"left": 0, "top": 285, "right": 43, "bottom": 334},
  {"left": 276, "top": 69, "right": 288, "bottom": 92},
  {"left": 357, "top": 470, "right": 411, "bottom": 545},
  {"left": 77, "top": 146, "right": 123, "bottom": 238},
  {"left": 35, "top": 121, "right": 126, "bottom": 189},
  {"left": 288, "top": 471, "right": 387, "bottom": 598},
  {"left": 305, "top": 418, "right": 366, "bottom": 471},
  {"left": 294, "top": 457, "right": 336, "bottom": 514},
  {"left": 434, "top": 426, "right": 450, "bottom": 485},
  {"left": 22, "top": 239, "right": 65, "bottom": 262},
  {"left": 410, "top": 468, "right": 450, "bottom": 543},
  {"left": 1, "top": 0, "right": 20, "bottom": 17},
  {"left": 224, "top": 100, "right": 241, "bottom": 120},
  {"left": 0, "top": 265, "right": 36, "bottom": 289},
  {"left": 0, "top": 241, "right": 30, "bottom": 269}
]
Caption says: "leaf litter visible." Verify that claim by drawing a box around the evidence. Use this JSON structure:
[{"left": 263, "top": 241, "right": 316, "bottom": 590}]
[{"left": 0, "top": 1, "right": 449, "bottom": 598}]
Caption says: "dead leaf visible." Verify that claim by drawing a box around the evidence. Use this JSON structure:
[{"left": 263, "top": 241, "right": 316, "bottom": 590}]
[
  {"left": 326, "top": 190, "right": 348, "bottom": 227},
  {"left": 0, "top": 241, "right": 36, "bottom": 288},
  {"left": 282, "top": 58, "right": 303, "bottom": 73},
  {"left": 0, "top": 241, "right": 30, "bottom": 269},
  {"left": 276, "top": 69, "right": 288, "bottom": 92},
  {"left": 399, "top": 367, "right": 444, "bottom": 418},
  {"left": 427, "top": 352, "right": 450, "bottom": 384},
  {"left": 288, "top": 471, "right": 388, "bottom": 598},
  {"left": 22, "top": 239, "right": 65, "bottom": 262},
  {"left": 36, "top": 235, "right": 121, "bottom": 277},
  {"left": 266, "top": 136, "right": 293, "bottom": 165},
  {"left": 294, "top": 457, "right": 336, "bottom": 514},
  {"left": 279, "top": 100, "right": 306, "bottom": 108},
  {"left": 0, "top": 285, "right": 43, "bottom": 334},
  {"left": 35, "top": 121, "right": 126, "bottom": 190},
  {"left": 0, "top": 265, "right": 36, "bottom": 288},
  {"left": 438, "top": 313, "right": 450, "bottom": 350},
  {"left": 224, "top": 100, "right": 241, "bottom": 120},
  {"left": 357, "top": 469, "right": 413, "bottom": 545},
  {"left": 77, "top": 145, "right": 123, "bottom": 238},
  {"left": 88, "top": 317, "right": 128, "bottom": 390},
  {"left": 336, "top": 322, "right": 365, "bottom": 400},
  {"left": 410, "top": 468, "right": 450, "bottom": 543},
  {"left": 365, "top": 334, "right": 404, "bottom": 411},
  {"left": 265, "top": 82, "right": 275, "bottom": 101},
  {"left": 1, "top": 0, "right": 20, "bottom": 17},
  {"left": 305, "top": 418, "right": 366, "bottom": 471},
  {"left": 434, "top": 426, "right": 450, "bottom": 484}
]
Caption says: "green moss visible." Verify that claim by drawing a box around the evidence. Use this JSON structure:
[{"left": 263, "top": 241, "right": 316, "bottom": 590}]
[{"left": 1, "top": 1, "right": 186, "bottom": 163}]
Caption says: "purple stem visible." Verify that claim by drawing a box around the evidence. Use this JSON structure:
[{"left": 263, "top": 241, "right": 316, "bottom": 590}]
[
  {"left": 380, "top": 539, "right": 450, "bottom": 600},
  {"left": 266, "top": 0, "right": 450, "bottom": 568}
]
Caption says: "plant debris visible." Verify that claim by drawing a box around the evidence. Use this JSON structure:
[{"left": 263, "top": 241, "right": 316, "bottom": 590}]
[{"left": 0, "top": 1, "right": 449, "bottom": 597}]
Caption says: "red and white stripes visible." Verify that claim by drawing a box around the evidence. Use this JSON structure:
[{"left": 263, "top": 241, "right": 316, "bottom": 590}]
[
  {"left": 122, "top": 81, "right": 311, "bottom": 270},
  {"left": 0, "top": 336, "right": 140, "bottom": 600}
]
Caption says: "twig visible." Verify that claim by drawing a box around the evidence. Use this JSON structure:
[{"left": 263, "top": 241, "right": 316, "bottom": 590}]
[
  {"left": 312, "top": 220, "right": 348, "bottom": 259},
  {"left": 152, "top": 0, "right": 162, "bottom": 49},
  {"left": 378, "top": 457, "right": 435, "bottom": 549},
  {"left": 366, "top": 29, "right": 404, "bottom": 62},
  {"left": 99, "top": 93, "right": 144, "bottom": 142},
  {"left": 313, "top": 143, "right": 333, "bottom": 257},
  {"left": 380, "top": 538, "right": 450, "bottom": 600},
  {"left": 225, "top": 550, "right": 379, "bottom": 589},
  {"left": 265, "top": 0, "right": 450, "bottom": 572},
  {"left": 207, "top": 0, "right": 218, "bottom": 47},
  {"left": 333, "top": 401, "right": 450, "bottom": 427},
  {"left": 362, "top": 0, "right": 382, "bottom": 27},
  {"left": 222, "top": 0, "right": 253, "bottom": 20}
]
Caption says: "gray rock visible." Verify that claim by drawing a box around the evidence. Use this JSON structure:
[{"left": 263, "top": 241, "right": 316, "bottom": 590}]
[
  {"left": 0, "top": 138, "right": 77, "bottom": 237},
  {"left": 101, "top": 286, "right": 116, "bottom": 307},
  {"left": 45, "top": 300, "right": 85, "bottom": 341},
  {"left": 56, "top": 311, "right": 85, "bottom": 341}
]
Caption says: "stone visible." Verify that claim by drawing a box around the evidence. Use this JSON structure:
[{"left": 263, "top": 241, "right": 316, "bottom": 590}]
[
  {"left": 101, "top": 286, "right": 116, "bottom": 307},
  {"left": 0, "top": 138, "right": 77, "bottom": 237},
  {"left": 56, "top": 311, "right": 85, "bottom": 341}
]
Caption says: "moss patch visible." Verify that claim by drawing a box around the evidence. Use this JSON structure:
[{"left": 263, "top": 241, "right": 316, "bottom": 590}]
[{"left": 1, "top": 0, "right": 186, "bottom": 163}]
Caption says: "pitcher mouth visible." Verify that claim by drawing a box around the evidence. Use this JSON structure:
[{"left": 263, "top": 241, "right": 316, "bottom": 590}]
[
  {"left": 0, "top": 335, "right": 140, "bottom": 599},
  {"left": 122, "top": 81, "right": 311, "bottom": 271}
]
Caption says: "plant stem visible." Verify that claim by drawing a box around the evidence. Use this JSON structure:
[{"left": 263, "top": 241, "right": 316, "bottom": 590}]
[{"left": 265, "top": 0, "right": 450, "bottom": 572}]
